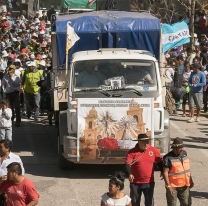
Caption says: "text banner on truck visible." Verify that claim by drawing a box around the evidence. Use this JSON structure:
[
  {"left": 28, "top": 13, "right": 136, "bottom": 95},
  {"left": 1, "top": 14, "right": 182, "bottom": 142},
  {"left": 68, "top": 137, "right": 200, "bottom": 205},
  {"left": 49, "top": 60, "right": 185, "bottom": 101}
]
[{"left": 77, "top": 98, "right": 154, "bottom": 164}]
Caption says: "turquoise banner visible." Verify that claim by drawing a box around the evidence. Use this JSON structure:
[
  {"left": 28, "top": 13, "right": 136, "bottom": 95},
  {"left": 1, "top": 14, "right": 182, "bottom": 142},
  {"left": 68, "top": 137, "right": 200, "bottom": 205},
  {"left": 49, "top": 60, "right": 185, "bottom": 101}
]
[{"left": 63, "top": 0, "right": 96, "bottom": 9}]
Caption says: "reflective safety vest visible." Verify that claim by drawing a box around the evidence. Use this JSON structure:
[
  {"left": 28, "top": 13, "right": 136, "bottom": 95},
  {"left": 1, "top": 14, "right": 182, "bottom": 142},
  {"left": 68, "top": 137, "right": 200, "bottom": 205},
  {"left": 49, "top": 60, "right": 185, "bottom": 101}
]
[
  {"left": 168, "top": 156, "right": 191, "bottom": 188},
  {"left": 21, "top": 70, "right": 26, "bottom": 89},
  {"left": 187, "top": 53, "right": 196, "bottom": 61},
  {"left": 24, "top": 69, "right": 43, "bottom": 94}
]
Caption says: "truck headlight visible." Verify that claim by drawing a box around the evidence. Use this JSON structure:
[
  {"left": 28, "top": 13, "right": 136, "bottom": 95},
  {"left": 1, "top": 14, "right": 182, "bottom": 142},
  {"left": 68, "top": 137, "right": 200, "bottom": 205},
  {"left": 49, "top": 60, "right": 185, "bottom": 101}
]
[{"left": 154, "top": 139, "right": 161, "bottom": 146}]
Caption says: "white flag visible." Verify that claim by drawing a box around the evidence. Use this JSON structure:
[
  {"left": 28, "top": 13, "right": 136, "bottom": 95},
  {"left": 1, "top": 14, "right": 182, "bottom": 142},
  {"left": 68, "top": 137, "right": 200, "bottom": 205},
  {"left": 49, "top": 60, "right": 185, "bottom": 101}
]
[{"left": 66, "top": 22, "right": 80, "bottom": 55}]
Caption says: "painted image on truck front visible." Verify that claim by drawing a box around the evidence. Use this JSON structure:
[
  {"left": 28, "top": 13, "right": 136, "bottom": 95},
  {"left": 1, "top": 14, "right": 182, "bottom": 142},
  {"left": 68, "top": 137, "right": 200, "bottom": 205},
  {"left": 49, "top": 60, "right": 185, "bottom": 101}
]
[
  {"left": 77, "top": 98, "right": 154, "bottom": 163},
  {"left": 73, "top": 60, "right": 157, "bottom": 92}
]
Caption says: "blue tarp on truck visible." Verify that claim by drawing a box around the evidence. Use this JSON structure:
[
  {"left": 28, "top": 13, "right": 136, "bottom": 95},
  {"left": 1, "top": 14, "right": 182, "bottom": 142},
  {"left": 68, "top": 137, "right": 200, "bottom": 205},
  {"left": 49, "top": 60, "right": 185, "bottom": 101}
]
[{"left": 55, "top": 11, "right": 161, "bottom": 66}]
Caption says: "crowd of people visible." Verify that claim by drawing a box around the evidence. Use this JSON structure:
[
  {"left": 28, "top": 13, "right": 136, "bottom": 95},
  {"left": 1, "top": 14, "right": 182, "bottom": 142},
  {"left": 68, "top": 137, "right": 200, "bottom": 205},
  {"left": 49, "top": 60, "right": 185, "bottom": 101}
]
[
  {"left": 0, "top": 7, "right": 56, "bottom": 206},
  {"left": 101, "top": 135, "right": 192, "bottom": 206},
  {"left": 0, "top": 9, "right": 54, "bottom": 142},
  {"left": 164, "top": 15, "right": 208, "bottom": 123}
]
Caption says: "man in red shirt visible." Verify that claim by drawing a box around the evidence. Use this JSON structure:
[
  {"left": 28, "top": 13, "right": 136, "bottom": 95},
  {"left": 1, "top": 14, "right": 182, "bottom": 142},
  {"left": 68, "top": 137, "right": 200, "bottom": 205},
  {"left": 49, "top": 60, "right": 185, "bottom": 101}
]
[
  {"left": 198, "top": 14, "right": 206, "bottom": 32},
  {"left": 0, "top": 162, "right": 39, "bottom": 206},
  {"left": 125, "top": 133, "right": 163, "bottom": 206}
]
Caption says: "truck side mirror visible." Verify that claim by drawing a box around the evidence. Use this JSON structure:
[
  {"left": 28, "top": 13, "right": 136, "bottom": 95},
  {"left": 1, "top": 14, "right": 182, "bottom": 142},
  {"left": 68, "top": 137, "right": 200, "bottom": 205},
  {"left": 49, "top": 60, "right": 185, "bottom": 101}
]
[{"left": 47, "top": 72, "right": 55, "bottom": 90}]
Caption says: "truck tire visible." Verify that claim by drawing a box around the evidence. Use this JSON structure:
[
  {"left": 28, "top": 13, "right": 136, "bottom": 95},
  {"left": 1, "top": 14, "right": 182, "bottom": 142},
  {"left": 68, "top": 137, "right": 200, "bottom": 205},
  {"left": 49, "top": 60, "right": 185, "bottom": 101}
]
[{"left": 58, "top": 134, "right": 73, "bottom": 170}]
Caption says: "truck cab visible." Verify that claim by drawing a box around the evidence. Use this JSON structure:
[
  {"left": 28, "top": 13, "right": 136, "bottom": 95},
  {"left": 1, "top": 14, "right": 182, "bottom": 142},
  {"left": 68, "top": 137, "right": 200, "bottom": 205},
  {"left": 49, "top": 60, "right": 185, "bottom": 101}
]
[{"left": 58, "top": 48, "right": 170, "bottom": 169}]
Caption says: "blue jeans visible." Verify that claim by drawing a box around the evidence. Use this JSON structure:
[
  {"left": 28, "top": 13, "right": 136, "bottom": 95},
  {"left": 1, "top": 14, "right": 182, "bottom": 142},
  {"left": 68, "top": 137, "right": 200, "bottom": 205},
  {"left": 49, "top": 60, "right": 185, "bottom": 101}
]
[
  {"left": 130, "top": 182, "right": 155, "bottom": 206},
  {"left": 0, "top": 127, "right": 12, "bottom": 141},
  {"left": 25, "top": 93, "right": 40, "bottom": 119}
]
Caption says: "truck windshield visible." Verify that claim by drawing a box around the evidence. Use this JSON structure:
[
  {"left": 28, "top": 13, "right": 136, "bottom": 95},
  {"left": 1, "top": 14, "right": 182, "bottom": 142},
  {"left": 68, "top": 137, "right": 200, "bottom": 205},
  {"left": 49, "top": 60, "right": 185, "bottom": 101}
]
[{"left": 73, "top": 60, "right": 157, "bottom": 92}]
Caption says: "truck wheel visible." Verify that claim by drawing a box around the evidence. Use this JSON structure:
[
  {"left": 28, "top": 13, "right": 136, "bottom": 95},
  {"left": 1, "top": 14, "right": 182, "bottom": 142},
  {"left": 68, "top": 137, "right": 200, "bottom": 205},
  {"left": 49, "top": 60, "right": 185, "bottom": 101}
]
[{"left": 58, "top": 135, "right": 73, "bottom": 170}]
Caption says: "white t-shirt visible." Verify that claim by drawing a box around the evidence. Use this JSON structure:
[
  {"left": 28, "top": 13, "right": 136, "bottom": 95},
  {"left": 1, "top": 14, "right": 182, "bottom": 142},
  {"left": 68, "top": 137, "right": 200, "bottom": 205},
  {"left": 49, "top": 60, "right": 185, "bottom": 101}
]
[
  {"left": 101, "top": 193, "right": 131, "bottom": 206},
  {"left": 166, "top": 67, "right": 174, "bottom": 81},
  {"left": 15, "top": 67, "right": 24, "bottom": 78}
]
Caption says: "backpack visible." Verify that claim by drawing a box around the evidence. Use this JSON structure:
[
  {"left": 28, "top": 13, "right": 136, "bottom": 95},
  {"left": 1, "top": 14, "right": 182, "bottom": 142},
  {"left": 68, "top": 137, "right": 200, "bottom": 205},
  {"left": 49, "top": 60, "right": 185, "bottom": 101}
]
[{"left": 171, "top": 86, "right": 187, "bottom": 99}]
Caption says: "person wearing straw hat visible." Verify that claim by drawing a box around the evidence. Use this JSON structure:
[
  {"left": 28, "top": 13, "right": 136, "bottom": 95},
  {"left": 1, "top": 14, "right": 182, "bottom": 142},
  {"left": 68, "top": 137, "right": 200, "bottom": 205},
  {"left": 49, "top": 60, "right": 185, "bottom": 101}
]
[
  {"left": 125, "top": 134, "right": 163, "bottom": 206},
  {"left": 163, "top": 137, "right": 194, "bottom": 206}
]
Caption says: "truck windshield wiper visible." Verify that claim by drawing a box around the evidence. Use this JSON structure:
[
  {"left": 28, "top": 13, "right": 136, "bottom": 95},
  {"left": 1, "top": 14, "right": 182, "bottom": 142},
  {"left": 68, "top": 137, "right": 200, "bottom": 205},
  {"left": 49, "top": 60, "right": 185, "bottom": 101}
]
[
  {"left": 100, "top": 90, "right": 111, "bottom": 97},
  {"left": 107, "top": 88, "right": 143, "bottom": 97},
  {"left": 79, "top": 89, "right": 111, "bottom": 97},
  {"left": 131, "top": 88, "right": 143, "bottom": 97}
]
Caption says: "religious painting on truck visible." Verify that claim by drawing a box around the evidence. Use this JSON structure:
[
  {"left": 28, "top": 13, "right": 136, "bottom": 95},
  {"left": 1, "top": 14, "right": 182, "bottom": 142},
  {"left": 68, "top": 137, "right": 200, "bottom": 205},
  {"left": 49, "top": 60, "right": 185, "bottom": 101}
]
[{"left": 77, "top": 98, "right": 154, "bottom": 163}]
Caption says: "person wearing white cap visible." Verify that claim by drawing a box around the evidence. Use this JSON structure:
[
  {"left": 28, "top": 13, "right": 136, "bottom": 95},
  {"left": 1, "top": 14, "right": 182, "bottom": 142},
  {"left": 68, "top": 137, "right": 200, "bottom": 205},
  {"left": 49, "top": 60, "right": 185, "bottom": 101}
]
[
  {"left": 34, "top": 18, "right": 40, "bottom": 24},
  {"left": 2, "top": 51, "right": 8, "bottom": 62},
  {"left": 42, "top": 54, "right": 47, "bottom": 60},
  {"left": 194, "top": 33, "right": 199, "bottom": 46},
  {"left": 21, "top": 61, "right": 44, "bottom": 121},
  {"left": 13, "top": 59, "right": 24, "bottom": 78},
  {"left": 34, "top": 18, "right": 40, "bottom": 31},
  {"left": 38, "top": 60, "right": 45, "bottom": 71}
]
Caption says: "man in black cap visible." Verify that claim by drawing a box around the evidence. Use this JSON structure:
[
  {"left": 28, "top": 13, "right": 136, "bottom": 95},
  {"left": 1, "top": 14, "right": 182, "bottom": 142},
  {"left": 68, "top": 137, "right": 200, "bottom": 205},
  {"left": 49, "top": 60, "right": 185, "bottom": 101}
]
[
  {"left": 188, "top": 63, "right": 206, "bottom": 123},
  {"left": 125, "top": 133, "right": 163, "bottom": 206},
  {"left": 163, "top": 137, "right": 194, "bottom": 206}
]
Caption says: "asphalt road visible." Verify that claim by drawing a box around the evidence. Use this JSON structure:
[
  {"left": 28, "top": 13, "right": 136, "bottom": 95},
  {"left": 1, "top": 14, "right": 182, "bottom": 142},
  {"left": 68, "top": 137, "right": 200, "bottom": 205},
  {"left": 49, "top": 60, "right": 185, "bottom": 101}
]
[{"left": 12, "top": 108, "right": 208, "bottom": 206}]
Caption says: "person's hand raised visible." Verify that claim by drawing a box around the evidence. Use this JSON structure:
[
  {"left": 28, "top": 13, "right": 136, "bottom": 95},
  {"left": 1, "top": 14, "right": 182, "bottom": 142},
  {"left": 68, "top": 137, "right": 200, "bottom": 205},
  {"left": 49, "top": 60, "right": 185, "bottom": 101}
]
[{"left": 0, "top": 175, "right": 7, "bottom": 183}]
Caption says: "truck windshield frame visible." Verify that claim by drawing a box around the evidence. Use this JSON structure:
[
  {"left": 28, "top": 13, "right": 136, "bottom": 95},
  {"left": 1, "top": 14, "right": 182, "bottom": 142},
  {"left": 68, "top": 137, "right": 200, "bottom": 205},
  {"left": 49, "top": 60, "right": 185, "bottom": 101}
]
[{"left": 72, "top": 59, "right": 158, "bottom": 92}]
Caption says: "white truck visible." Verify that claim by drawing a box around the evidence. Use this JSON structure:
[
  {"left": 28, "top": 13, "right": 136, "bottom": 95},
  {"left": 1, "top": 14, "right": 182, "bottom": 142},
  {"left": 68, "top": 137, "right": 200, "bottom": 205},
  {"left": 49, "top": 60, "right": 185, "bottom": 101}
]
[{"left": 51, "top": 11, "right": 170, "bottom": 169}]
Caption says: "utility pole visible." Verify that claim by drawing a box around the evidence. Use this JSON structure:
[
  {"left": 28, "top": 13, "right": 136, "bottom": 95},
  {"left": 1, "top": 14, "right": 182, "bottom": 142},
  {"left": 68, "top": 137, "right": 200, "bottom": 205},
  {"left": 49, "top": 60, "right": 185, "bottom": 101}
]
[{"left": 190, "top": 0, "right": 195, "bottom": 49}]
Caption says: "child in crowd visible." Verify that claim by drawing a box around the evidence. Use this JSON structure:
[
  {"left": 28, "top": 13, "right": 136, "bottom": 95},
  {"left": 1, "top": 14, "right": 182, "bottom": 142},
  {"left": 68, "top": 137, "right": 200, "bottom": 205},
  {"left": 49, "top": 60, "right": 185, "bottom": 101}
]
[
  {"left": 101, "top": 172, "right": 132, "bottom": 206},
  {"left": 0, "top": 99, "right": 12, "bottom": 141}
]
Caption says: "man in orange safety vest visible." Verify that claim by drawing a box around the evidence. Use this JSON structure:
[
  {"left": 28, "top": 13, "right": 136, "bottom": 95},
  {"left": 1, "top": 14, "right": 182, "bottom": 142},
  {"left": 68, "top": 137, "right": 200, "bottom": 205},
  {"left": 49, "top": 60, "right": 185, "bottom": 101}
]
[{"left": 163, "top": 137, "right": 194, "bottom": 206}]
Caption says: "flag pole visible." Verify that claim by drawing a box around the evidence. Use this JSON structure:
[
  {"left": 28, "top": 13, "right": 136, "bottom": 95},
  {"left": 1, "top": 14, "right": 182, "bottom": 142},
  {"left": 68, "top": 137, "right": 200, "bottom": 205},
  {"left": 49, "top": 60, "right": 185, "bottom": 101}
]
[
  {"left": 65, "top": 49, "right": 69, "bottom": 99},
  {"left": 65, "top": 21, "right": 70, "bottom": 99}
]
